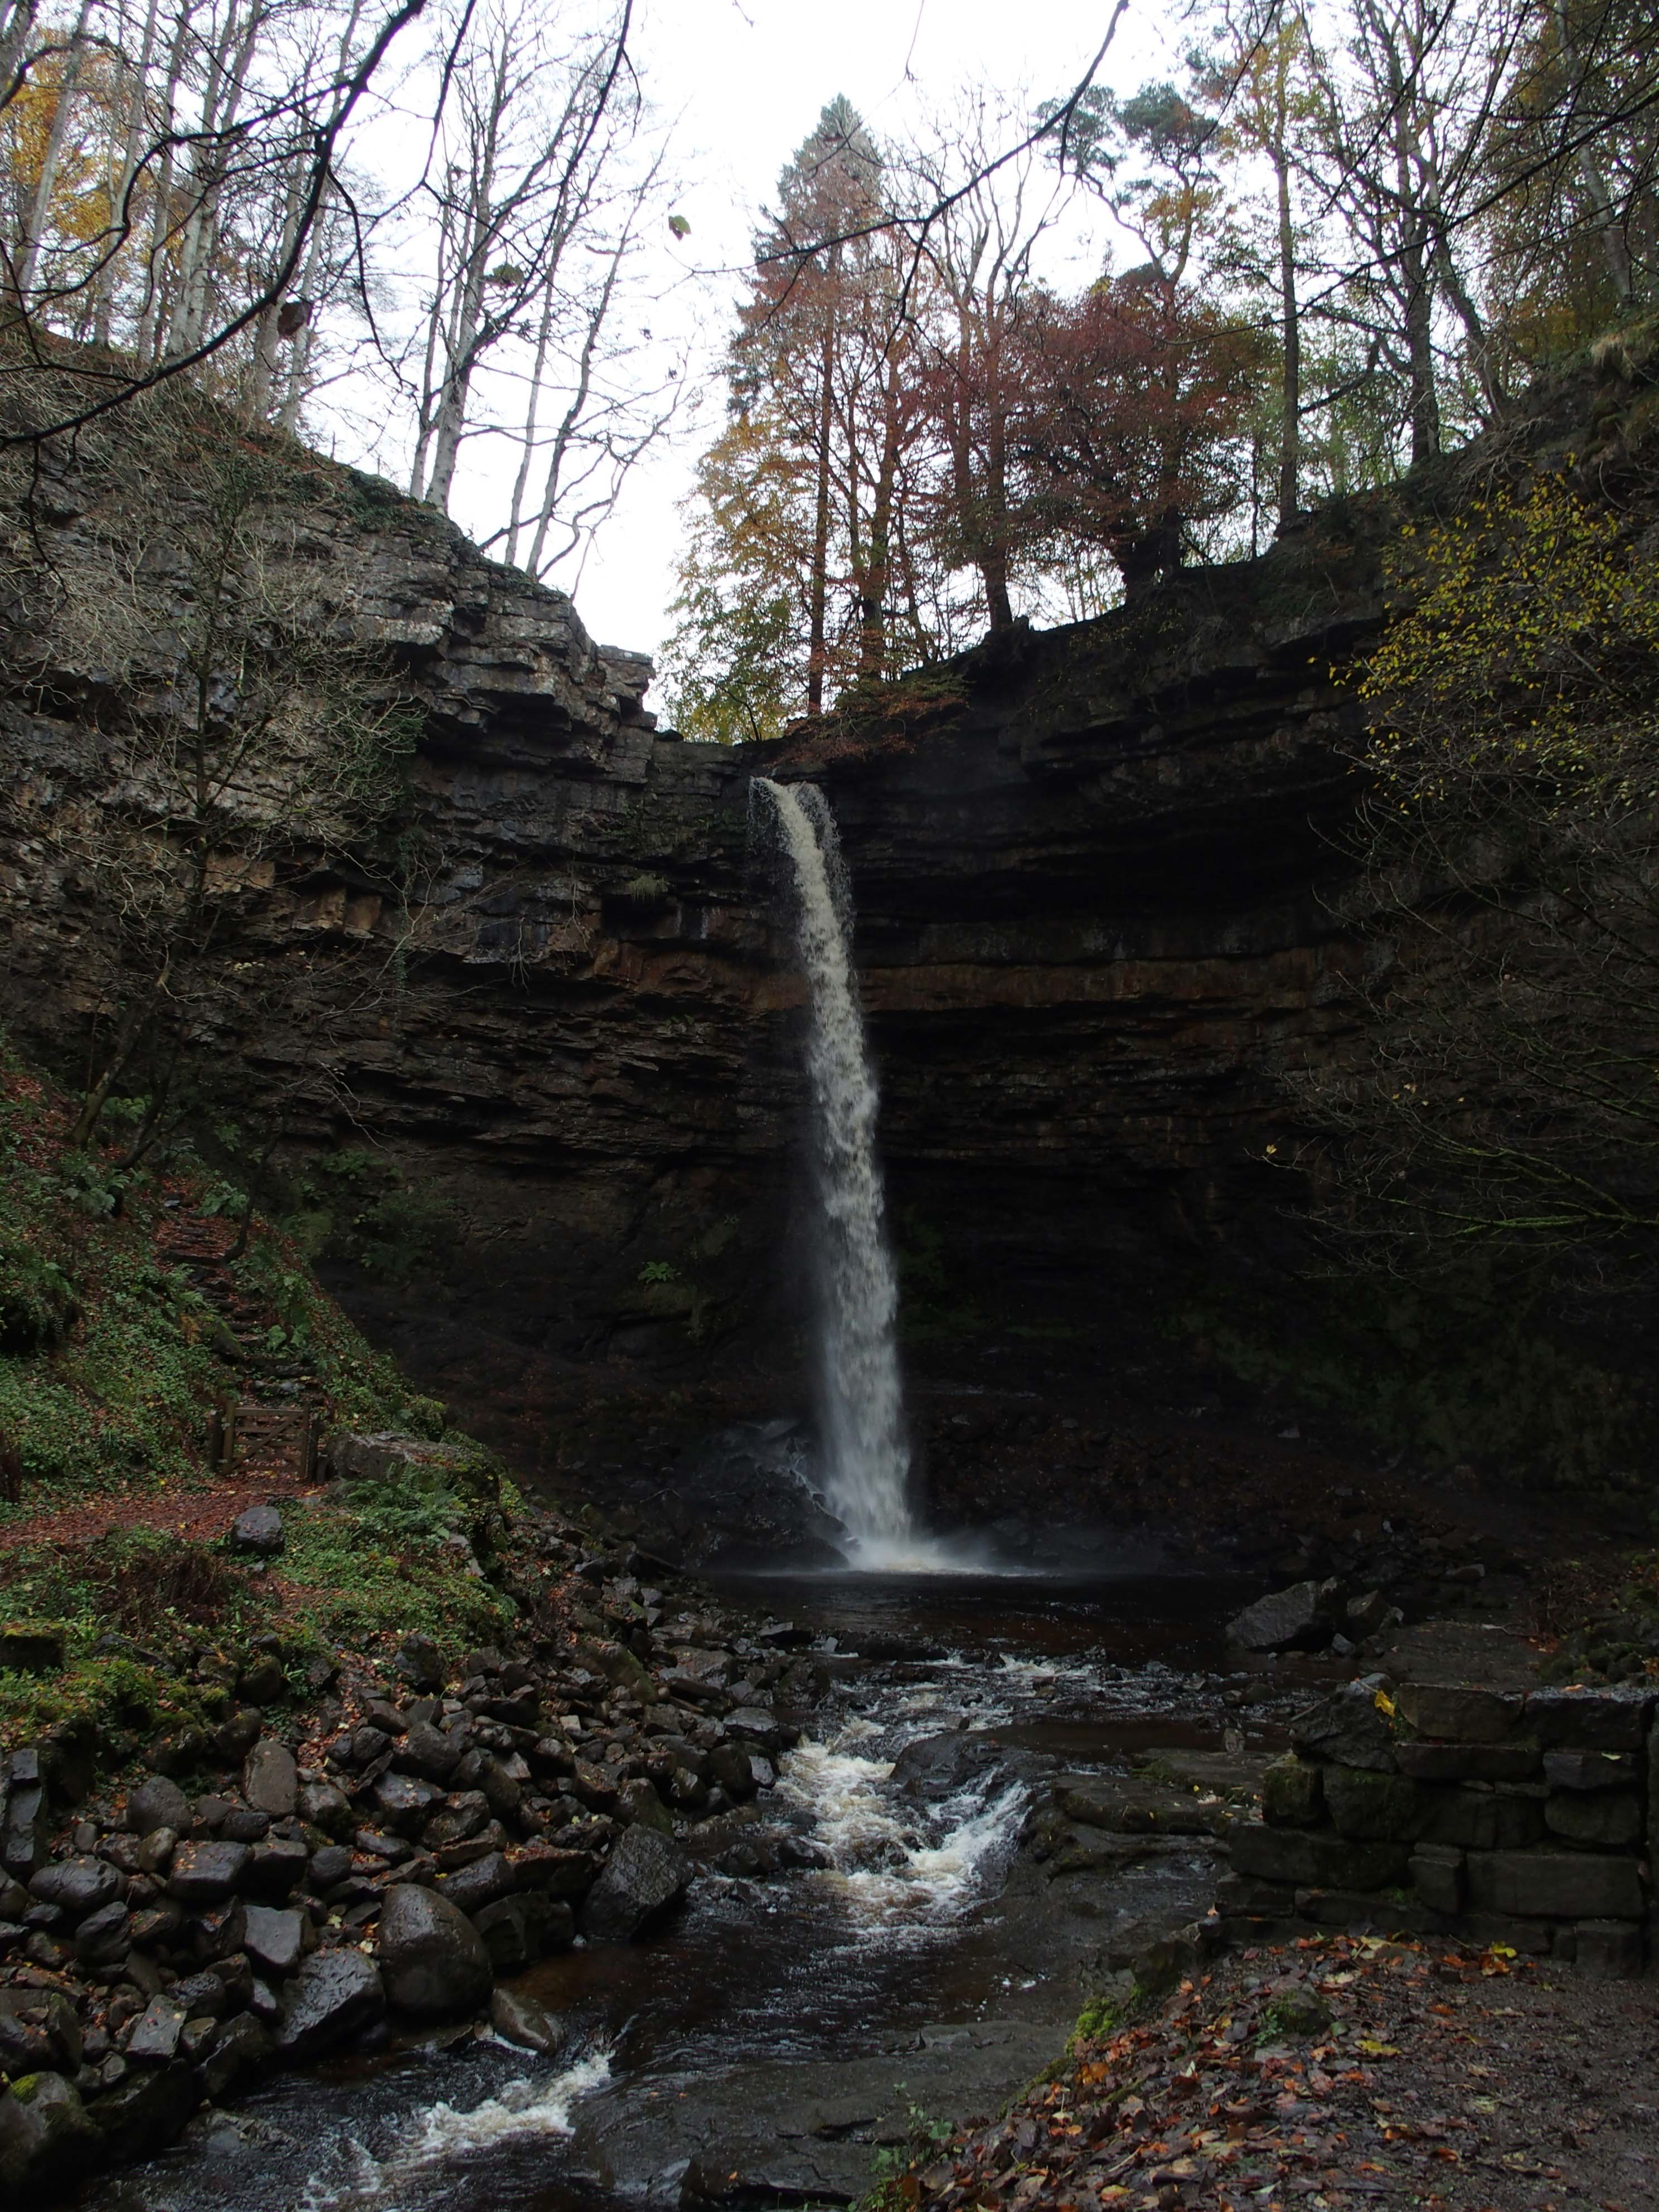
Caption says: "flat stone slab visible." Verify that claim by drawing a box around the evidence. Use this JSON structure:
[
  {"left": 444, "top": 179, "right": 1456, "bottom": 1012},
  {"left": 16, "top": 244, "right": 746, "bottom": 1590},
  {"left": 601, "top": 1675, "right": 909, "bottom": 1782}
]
[
  {"left": 570, "top": 2019, "right": 1069, "bottom": 2204},
  {"left": 1373, "top": 1620, "right": 1542, "bottom": 1690}
]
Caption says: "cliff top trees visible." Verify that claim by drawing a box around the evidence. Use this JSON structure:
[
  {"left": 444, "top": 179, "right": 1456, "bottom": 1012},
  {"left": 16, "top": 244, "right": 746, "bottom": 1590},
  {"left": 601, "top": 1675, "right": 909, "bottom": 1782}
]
[{"left": 663, "top": 79, "right": 1264, "bottom": 735}]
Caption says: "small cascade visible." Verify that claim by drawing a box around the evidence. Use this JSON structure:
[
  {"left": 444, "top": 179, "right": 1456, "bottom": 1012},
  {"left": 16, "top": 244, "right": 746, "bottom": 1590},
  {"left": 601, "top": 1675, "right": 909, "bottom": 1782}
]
[{"left": 755, "top": 777, "right": 916, "bottom": 1561}]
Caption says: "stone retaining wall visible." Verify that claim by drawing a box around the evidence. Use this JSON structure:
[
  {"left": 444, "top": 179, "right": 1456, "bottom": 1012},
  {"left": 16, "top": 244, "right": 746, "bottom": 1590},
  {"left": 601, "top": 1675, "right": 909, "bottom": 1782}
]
[{"left": 1220, "top": 1676, "right": 1655, "bottom": 1974}]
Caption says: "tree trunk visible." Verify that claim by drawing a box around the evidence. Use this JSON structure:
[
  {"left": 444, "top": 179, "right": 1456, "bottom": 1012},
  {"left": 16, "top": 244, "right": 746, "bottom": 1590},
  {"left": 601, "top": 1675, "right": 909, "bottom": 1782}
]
[
  {"left": 857, "top": 359, "right": 903, "bottom": 679},
  {"left": 15, "top": 0, "right": 93, "bottom": 299},
  {"left": 806, "top": 270, "right": 838, "bottom": 715},
  {"left": 91, "top": 0, "right": 161, "bottom": 346},
  {"left": 1274, "top": 148, "right": 1301, "bottom": 528},
  {"left": 1556, "top": 0, "right": 1634, "bottom": 304}
]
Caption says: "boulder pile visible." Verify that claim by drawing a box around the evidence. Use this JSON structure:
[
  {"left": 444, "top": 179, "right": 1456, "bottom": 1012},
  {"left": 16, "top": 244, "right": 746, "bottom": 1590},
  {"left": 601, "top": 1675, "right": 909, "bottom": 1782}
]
[{"left": 0, "top": 1510, "right": 824, "bottom": 2195}]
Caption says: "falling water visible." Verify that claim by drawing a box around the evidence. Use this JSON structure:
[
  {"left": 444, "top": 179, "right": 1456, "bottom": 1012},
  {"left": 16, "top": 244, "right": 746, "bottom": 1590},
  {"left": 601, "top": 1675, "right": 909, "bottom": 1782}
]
[{"left": 755, "top": 778, "right": 916, "bottom": 1559}]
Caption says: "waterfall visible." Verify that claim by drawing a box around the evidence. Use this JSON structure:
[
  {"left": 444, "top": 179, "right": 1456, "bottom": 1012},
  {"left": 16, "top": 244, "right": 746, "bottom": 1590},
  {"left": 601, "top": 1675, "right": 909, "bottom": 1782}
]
[{"left": 755, "top": 778, "right": 916, "bottom": 1559}]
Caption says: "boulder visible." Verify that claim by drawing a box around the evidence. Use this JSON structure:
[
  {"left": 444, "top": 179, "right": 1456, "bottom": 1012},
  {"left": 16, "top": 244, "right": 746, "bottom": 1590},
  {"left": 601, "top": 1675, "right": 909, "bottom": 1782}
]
[
  {"left": 724, "top": 1707, "right": 798, "bottom": 1756},
  {"left": 1422, "top": 1788, "right": 1545, "bottom": 1852},
  {"left": 1322, "top": 1768, "right": 1428, "bottom": 1844},
  {"left": 0, "top": 2071, "right": 98, "bottom": 2192},
  {"left": 1394, "top": 1684, "right": 1523, "bottom": 1743},
  {"left": 1544, "top": 1791, "right": 1645, "bottom": 1849},
  {"left": 296, "top": 1780, "right": 353, "bottom": 1836},
  {"left": 1525, "top": 1686, "right": 1655, "bottom": 1749},
  {"left": 242, "top": 1738, "right": 299, "bottom": 1817},
  {"left": 512, "top": 1846, "right": 603, "bottom": 1899},
  {"left": 307, "top": 1843, "right": 354, "bottom": 1890},
  {"left": 435, "top": 1850, "right": 518, "bottom": 1915},
  {"left": 378, "top": 1884, "right": 493, "bottom": 2019},
  {"left": 396, "top": 1720, "right": 464, "bottom": 1782},
  {"left": 230, "top": 1505, "right": 285, "bottom": 1556},
  {"left": 88, "top": 2060, "right": 198, "bottom": 2162},
  {"left": 167, "top": 1840, "right": 250, "bottom": 1904},
  {"left": 1544, "top": 1748, "right": 1637, "bottom": 1791},
  {"left": 327, "top": 1433, "right": 497, "bottom": 1507},
  {"left": 1396, "top": 1739, "right": 1541, "bottom": 1783},
  {"left": 471, "top": 1892, "right": 571, "bottom": 1972},
  {"left": 1464, "top": 1847, "right": 1643, "bottom": 1919},
  {"left": 190, "top": 1897, "right": 248, "bottom": 1962},
  {"left": 372, "top": 1771, "right": 444, "bottom": 1832},
  {"left": 489, "top": 1987, "right": 567, "bottom": 2055},
  {"left": 169, "top": 1972, "right": 227, "bottom": 2020},
  {"left": 1574, "top": 1919, "right": 1645, "bottom": 1976},
  {"left": 127, "top": 1774, "right": 191, "bottom": 1837},
  {"left": 395, "top": 1631, "right": 445, "bottom": 1690},
  {"left": 578, "top": 1826, "right": 690, "bottom": 1943},
  {"left": 1230, "top": 1821, "right": 1411, "bottom": 1892},
  {"left": 1226, "top": 1579, "right": 1339, "bottom": 1653},
  {"left": 242, "top": 1904, "right": 308, "bottom": 1978},
  {"left": 74, "top": 1899, "right": 131, "bottom": 1964},
  {"left": 1290, "top": 1678, "right": 1398, "bottom": 1772},
  {"left": 125, "top": 1995, "right": 185, "bottom": 2064},
  {"left": 890, "top": 1731, "right": 1008, "bottom": 1801},
  {"left": 272, "top": 1948, "right": 386, "bottom": 2059},
  {"left": 575, "top": 1638, "right": 658, "bottom": 1702},
  {"left": 0, "top": 1626, "right": 65, "bottom": 1673},
  {"left": 28, "top": 1855, "right": 122, "bottom": 1916},
  {"left": 198, "top": 2012, "right": 275, "bottom": 2099},
  {"left": 1410, "top": 1843, "right": 1466, "bottom": 1913},
  {"left": 246, "top": 1836, "right": 309, "bottom": 1898},
  {"left": 1260, "top": 1754, "right": 1324, "bottom": 1830},
  {"left": 1, "top": 1752, "right": 46, "bottom": 1879}
]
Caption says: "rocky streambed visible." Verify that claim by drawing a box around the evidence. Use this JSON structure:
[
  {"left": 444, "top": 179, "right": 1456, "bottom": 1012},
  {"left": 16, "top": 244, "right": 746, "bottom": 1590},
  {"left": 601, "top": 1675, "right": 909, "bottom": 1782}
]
[{"left": 54, "top": 1560, "right": 1295, "bottom": 2211}]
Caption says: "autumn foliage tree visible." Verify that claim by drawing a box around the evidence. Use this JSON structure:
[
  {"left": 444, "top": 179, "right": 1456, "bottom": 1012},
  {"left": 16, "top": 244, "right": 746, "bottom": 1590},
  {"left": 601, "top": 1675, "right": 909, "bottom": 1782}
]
[{"left": 1007, "top": 273, "right": 1263, "bottom": 597}]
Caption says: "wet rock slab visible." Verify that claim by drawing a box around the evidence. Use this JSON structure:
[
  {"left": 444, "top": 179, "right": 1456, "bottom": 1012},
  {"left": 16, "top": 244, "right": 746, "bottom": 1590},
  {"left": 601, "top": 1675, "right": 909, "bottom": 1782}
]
[{"left": 571, "top": 2020, "right": 1071, "bottom": 2205}]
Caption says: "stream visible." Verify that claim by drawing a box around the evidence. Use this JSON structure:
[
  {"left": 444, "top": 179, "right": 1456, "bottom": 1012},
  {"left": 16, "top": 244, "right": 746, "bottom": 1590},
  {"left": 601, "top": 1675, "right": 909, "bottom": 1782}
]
[{"left": 85, "top": 1563, "right": 1275, "bottom": 2212}]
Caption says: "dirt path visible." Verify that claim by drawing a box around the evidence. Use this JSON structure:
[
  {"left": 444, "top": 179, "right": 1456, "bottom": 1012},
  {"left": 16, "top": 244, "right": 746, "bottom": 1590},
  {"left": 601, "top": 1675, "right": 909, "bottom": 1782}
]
[
  {"left": 0, "top": 1462, "right": 329, "bottom": 1552},
  {"left": 915, "top": 1933, "right": 1659, "bottom": 2211}
]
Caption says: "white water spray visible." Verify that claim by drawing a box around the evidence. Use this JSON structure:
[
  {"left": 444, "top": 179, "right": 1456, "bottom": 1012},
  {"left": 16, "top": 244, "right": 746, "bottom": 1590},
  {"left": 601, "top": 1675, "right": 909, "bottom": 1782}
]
[{"left": 756, "top": 778, "right": 917, "bottom": 1560}]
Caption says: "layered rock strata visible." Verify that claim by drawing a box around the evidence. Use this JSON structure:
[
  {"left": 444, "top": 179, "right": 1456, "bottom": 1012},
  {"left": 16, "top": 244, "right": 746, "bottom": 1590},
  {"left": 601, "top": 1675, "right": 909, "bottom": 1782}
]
[{"left": 0, "top": 429, "right": 1407, "bottom": 1399}]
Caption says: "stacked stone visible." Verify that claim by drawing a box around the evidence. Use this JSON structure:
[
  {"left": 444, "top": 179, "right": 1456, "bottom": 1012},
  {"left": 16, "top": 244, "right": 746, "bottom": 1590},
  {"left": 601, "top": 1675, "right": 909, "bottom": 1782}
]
[{"left": 1220, "top": 1676, "right": 1653, "bottom": 1974}]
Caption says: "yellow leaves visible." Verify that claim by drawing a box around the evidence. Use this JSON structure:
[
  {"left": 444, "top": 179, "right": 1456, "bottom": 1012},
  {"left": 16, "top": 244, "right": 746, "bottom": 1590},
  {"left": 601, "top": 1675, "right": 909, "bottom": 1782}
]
[
  {"left": 1357, "top": 2038, "right": 1400, "bottom": 2056},
  {"left": 1372, "top": 1687, "right": 1395, "bottom": 1716},
  {"left": 1350, "top": 472, "right": 1659, "bottom": 807}
]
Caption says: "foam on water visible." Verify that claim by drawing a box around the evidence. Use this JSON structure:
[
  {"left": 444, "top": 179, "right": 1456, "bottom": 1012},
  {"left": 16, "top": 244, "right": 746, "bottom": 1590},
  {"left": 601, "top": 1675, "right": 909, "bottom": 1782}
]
[
  {"left": 775, "top": 1729, "right": 1026, "bottom": 1928},
  {"left": 293, "top": 2050, "right": 612, "bottom": 2208}
]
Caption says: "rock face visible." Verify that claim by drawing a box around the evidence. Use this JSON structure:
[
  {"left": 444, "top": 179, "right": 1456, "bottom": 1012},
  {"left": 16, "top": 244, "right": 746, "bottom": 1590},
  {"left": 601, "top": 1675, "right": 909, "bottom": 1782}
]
[{"left": 0, "top": 420, "right": 1403, "bottom": 1412}]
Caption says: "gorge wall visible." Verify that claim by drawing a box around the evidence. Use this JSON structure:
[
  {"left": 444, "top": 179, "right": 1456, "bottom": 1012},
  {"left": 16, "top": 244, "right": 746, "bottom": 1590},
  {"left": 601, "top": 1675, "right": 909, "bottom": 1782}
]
[{"left": 14, "top": 377, "right": 1608, "bottom": 1444}]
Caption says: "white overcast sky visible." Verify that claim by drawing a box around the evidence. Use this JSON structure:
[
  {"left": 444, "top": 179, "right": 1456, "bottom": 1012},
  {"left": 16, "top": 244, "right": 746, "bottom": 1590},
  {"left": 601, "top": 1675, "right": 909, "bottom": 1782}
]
[{"left": 430, "top": 0, "right": 1178, "bottom": 675}]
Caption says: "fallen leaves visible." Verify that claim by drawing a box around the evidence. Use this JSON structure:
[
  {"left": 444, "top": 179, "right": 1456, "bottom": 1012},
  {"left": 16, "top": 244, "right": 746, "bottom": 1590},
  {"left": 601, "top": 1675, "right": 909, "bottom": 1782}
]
[{"left": 908, "top": 1932, "right": 1644, "bottom": 2212}]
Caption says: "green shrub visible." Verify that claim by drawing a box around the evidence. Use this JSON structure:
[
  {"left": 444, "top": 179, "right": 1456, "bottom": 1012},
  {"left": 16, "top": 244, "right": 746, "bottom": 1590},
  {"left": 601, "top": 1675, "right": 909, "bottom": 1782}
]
[
  {"left": 0, "top": 1237, "right": 76, "bottom": 1352},
  {"left": 1180, "top": 1260, "right": 1653, "bottom": 1492}
]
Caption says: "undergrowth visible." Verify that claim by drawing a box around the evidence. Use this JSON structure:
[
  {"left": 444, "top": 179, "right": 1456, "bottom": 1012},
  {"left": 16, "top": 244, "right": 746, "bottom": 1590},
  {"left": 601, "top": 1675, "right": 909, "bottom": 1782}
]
[
  {"left": 0, "top": 1036, "right": 429, "bottom": 1521},
  {"left": 1176, "top": 1259, "right": 1655, "bottom": 1499},
  {"left": 0, "top": 1027, "right": 521, "bottom": 1755}
]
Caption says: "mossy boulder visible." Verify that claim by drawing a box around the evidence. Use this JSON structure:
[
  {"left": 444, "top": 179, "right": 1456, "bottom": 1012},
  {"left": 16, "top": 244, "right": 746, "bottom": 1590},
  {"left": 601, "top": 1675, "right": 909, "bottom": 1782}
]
[{"left": 323, "top": 1432, "right": 501, "bottom": 1507}]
